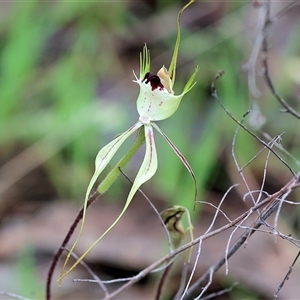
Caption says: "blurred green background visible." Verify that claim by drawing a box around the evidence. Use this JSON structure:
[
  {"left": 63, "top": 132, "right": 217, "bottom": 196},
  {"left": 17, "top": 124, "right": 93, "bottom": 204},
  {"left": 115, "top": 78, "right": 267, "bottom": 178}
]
[{"left": 1, "top": 1, "right": 300, "bottom": 299}]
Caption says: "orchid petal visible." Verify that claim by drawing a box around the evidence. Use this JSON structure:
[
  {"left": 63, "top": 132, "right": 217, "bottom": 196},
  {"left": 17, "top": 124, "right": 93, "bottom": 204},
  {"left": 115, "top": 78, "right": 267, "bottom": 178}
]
[
  {"left": 128, "top": 124, "right": 158, "bottom": 198},
  {"left": 182, "top": 66, "right": 199, "bottom": 94},
  {"left": 89, "top": 122, "right": 142, "bottom": 196},
  {"left": 152, "top": 122, "right": 197, "bottom": 203},
  {"left": 58, "top": 124, "right": 157, "bottom": 280},
  {"left": 59, "top": 121, "right": 142, "bottom": 282},
  {"left": 139, "top": 45, "right": 150, "bottom": 80}
]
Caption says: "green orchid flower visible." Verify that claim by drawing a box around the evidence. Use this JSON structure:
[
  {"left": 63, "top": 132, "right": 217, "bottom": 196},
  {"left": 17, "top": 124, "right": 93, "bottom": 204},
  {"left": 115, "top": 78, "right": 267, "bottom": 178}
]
[{"left": 59, "top": 0, "right": 198, "bottom": 282}]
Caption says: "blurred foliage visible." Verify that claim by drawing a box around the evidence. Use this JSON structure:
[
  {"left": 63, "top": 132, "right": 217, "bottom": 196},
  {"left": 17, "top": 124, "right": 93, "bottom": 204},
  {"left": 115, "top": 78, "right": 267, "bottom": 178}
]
[
  {"left": 0, "top": 1, "right": 128, "bottom": 199},
  {"left": 229, "top": 281, "right": 260, "bottom": 300},
  {"left": 1, "top": 0, "right": 300, "bottom": 299},
  {"left": 15, "top": 246, "right": 44, "bottom": 298},
  {"left": 1, "top": 1, "right": 300, "bottom": 207}
]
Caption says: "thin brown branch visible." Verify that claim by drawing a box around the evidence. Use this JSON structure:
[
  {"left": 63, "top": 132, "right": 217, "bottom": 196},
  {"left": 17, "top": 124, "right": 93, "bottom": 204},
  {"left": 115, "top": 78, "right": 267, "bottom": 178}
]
[
  {"left": 118, "top": 168, "right": 174, "bottom": 251},
  {"left": 211, "top": 71, "right": 297, "bottom": 178},
  {"left": 261, "top": 0, "right": 300, "bottom": 120},
  {"left": 46, "top": 191, "right": 101, "bottom": 300},
  {"left": 66, "top": 248, "right": 109, "bottom": 297},
  {"left": 187, "top": 211, "right": 271, "bottom": 299},
  {"left": 200, "top": 282, "right": 238, "bottom": 300},
  {"left": 102, "top": 173, "right": 300, "bottom": 299},
  {"left": 0, "top": 291, "right": 30, "bottom": 300},
  {"left": 274, "top": 250, "right": 300, "bottom": 299},
  {"left": 182, "top": 173, "right": 300, "bottom": 299},
  {"left": 155, "top": 262, "right": 173, "bottom": 300}
]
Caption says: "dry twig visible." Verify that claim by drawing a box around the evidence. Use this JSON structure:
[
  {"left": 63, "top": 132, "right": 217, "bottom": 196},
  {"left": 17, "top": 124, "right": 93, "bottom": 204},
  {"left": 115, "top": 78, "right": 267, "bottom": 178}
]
[
  {"left": 261, "top": 1, "right": 300, "bottom": 120},
  {"left": 46, "top": 191, "right": 101, "bottom": 300}
]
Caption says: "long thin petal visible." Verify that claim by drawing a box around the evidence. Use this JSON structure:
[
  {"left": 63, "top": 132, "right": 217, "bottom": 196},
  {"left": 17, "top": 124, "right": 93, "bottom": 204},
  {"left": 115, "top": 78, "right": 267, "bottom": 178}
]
[
  {"left": 152, "top": 122, "right": 197, "bottom": 203},
  {"left": 88, "top": 121, "right": 142, "bottom": 199},
  {"left": 182, "top": 66, "right": 199, "bottom": 94},
  {"left": 139, "top": 45, "right": 150, "bottom": 79},
  {"left": 59, "top": 124, "right": 157, "bottom": 282},
  {"left": 128, "top": 124, "right": 158, "bottom": 199},
  {"left": 59, "top": 121, "right": 142, "bottom": 282}
]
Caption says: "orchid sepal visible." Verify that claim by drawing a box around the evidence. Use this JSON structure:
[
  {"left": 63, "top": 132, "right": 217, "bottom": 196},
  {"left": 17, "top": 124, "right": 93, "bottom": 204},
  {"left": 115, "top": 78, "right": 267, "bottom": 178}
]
[
  {"left": 58, "top": 121, "right": 143, "bottom": 282},
  {"left": 127, "top": 124, "right": 157, "bottom": 199},
  {"left": 91, "top": 121, "right": 143, "bottom": 194},
  {"left": 183, "top": 66, "right": 200, "bottom": 94},
  {"left": 152, "top": 122, "right": 197, "bottom": 203},
  {"left": 139, "top": 45, "right": 151, "bottom": 80},
  {"left": 58, "top": 124, "right": 157, "bottom": 281}
]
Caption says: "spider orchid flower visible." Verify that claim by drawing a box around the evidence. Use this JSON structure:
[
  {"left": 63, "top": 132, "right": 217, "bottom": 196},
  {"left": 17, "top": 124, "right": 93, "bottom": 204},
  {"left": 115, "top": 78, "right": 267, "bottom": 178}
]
[{"left": 59, "top": 1, "right": 198, "bottom": 282}]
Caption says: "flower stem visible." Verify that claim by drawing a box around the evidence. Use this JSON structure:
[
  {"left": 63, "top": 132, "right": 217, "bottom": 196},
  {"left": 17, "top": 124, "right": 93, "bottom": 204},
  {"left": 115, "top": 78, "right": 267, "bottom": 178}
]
[{"left": 97, "top": 127, "right": 145, "bottom": 193}]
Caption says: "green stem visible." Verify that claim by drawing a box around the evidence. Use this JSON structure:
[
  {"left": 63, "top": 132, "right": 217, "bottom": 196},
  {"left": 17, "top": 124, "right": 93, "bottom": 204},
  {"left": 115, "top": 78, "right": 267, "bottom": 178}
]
[{"left": 97, "top": 127, "right": 145, "bottom": 193}]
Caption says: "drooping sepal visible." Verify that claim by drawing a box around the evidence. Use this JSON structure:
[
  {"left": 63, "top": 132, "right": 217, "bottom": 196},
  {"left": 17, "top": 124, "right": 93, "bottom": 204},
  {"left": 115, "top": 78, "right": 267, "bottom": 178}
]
[
  {"left": 152, "top": 122, "right": 197, "bottom": 204},
  {"left": 127, "top": 124, "right": 158, "bottom": 199},
  {"left": 58, "top": 121, "right": 142, "bottom": 282}
]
